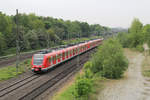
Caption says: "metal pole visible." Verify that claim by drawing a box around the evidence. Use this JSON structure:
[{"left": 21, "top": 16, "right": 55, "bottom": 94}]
[
  {"left": 16, "top": 9, "right": 20, "bottom": 72},
  {"left": 47, "top": 32, "right": 50, "bottom": 49}
]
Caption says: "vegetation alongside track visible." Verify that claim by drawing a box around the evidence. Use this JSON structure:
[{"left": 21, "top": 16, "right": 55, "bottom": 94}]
[
  {"left": 53, "top": 38, "right": 128, "bottom": 100},
  {"left": 0, "top": 59, "right": 31, "bottom": 81},
  {"left": 0, "top": 37, "right": 99, "bottom": 81}
]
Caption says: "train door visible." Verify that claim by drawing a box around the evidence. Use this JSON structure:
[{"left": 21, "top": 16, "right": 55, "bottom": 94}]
[
  {"left": 62, "top": 51, "right": 65, "bottom": 60},
  {"left": 68, "top": 50, "right": 70, "bottom": 58},
  {"left": 66, "top": 50, "right": 68, "bottom": 59},
  {"left": 52, "top": 55, "right": 56, "bottom": 65},
  {"left": 70, "top": 49, "right": 72, "bottom": 57},
  {"left": 57, "top": 53, "right": 61, "bottom": 63},
  {"left": 76, "top": 48, "right": 78, "bottom": 55},
  {"left": 48, "top": 56, "right": 52, "bottom": 67},
  {"left": 73, "top": 49, "right": 75, "bottom": 56}
]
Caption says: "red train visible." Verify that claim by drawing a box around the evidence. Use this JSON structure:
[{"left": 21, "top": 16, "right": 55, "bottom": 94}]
[{"left": 31, "top": 38, "right": 103, "bottom": 73}]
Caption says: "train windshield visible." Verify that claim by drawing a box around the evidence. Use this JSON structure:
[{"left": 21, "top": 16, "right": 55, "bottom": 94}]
[{"left": 33, "top": 54, "right": 44, "bottom": 65}]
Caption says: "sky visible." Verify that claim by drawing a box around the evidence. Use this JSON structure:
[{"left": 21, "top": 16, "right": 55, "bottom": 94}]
[{"left": 0, "top": 0, "right": 150, "bottom": 28}]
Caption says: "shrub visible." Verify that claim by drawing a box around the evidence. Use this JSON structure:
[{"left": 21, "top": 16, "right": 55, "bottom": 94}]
[
  {"left": 117, "top": 32, "right": 130, "bottom": 48},
  {"left": 91, "top": 38, "right": 128, "bottom": 79},
  {"left": 136, "top": 45, "right": 144, "bottom": 52},
  {"left": 83, "top": 61, "right": 93, "bottom": 78},
  {"left": 74, "top": 77, "right": 93, "bottom": 99}
]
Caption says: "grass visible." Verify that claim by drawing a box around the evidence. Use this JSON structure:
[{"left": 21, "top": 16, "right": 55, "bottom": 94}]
[
  {"left": 88, "top": 77, "right": 106, "bottom": 100},
  {"left": 0, "top": 59, "right": 31, "bottom": 81},
  {"left": 53, "top": 83, "right": 76, "bottom": 100},
  {"left": 142, "top": 51, "right": 150, "bottom": 77},
  {"left": 52, "top": 76, "right": 105, "bottom": 100}
]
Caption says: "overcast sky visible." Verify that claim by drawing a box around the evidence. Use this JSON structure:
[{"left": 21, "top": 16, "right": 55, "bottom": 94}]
[{"left": 0, "top": 0, "right": 150, "bottom": 28}]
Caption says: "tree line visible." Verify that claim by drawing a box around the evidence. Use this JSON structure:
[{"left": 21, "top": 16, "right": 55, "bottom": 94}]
[
  {"left": 0, "top": 12, "right": 110, "bottom": 55},
  {"left": 117, "top": 18, "right": 150, "bottom": 52}
]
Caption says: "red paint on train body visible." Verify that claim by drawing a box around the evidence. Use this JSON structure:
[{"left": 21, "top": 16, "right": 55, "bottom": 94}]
[{"left": 31, "top": 38, "right": 103, "bottom": 73}]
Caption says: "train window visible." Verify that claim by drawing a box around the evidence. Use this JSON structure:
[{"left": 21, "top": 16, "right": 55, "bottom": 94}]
[{"left": 33, "top": 54, "right": 44, "bottom": 65}]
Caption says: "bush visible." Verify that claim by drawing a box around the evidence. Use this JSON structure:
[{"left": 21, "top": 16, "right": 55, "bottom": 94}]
[
  {"left": 117, "top": 32, "right": 130, "bottom": 48},
  {"left": 74, "top": 77, "right": 93, "bottom": 99},
  {"left": 136, "top": 45, "right": 144, "bottom": 52},
  {"left": 83, "top": 61, "right": 93, "bottom": 78},
  {"left": 91, "top": 38, "right": 128, "bottom": 79}
]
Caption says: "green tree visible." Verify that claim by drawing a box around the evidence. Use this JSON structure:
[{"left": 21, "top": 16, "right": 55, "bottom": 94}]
[
  {"left": 91, "top": 38, "right": 128, "bottom": 79},
  {"left": 25, "top": 30, "right": 39, "bottom": 49},
  {"left": 129, "top": 18, "right": 143, "bottom": 47},
  {"left": 142, "top": 24, "right": 150, "bottom": 47}
]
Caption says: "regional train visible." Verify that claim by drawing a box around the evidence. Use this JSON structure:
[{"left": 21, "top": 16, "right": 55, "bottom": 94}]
[{"left": 31, "top": 38, "right": 103, "bottom": 73}]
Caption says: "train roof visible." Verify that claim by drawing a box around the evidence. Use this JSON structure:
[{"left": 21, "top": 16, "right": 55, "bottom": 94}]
[{"left": 35, "top": 38, "right": 102, "bottom": 57}]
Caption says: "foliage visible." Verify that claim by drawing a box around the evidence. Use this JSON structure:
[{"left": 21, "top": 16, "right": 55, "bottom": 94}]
[
  {"left": 91, "top": 38, "right": 128, "bottom": 78},
  {"left": 128, "top": 18, "right": 143, "bottom": 47},
  {"left": 135, "top": 45, "right": 144, "bottom": 52},
  {"left": 117, "top": 32, "right": 130, "bottom": 48},
  {"left": 117, "top": 18, "right": 150, "bottom": 52},
  {"left": 142, "top": 24, "right": 150, "bottom": 47},
  {"left": 74, "top": 77, "right": 93, "bottom": 99},
  {"left": 0, "top": 11, "right": 109, "bottom": 56}
]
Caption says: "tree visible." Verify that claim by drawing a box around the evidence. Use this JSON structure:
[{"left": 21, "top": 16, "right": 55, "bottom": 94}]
[
  {"left": 91, "top": 38, "right": 128, "bottom": 78},
  {"left": 142, "top": 24, "right": 150, "bottom": 47},
  {"left": 25, "top": 30, "right": 39, "bottom": 49},
  {"left": 129, "top": 18, "right": 143, "bottom": 47}
]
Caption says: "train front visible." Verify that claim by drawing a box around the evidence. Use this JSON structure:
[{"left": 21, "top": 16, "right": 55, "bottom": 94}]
[{"left": 31, "top": 54, "right": 45, "bottom": 73}]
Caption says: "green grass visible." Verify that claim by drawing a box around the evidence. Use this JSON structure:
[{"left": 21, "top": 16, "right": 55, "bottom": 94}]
[
  {"left": 53, "top": 84, "right": 75, "bottom": 100},
  {"left": 142, "top": 52, "right": 150, "bottom": 77},
  {"left": 0, "top": 59, "right": 31, "bottom": 81},
  {"left": 52, "top": 77, "right": 105, "bottom": 100}
]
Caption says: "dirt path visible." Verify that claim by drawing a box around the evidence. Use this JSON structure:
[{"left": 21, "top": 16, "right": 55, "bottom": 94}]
[{"left": 98, "top": 49, "right": 150, "bottom": 100}]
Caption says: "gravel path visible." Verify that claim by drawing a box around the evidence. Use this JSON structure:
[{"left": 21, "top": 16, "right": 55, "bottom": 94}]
[{"left": 98, "top": 50, "right": 150, "bottom": 100}]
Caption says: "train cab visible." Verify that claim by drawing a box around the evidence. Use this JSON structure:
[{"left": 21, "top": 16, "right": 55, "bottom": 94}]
[{"left": 31, "top": 54, "right": 45, "bottom": 72}]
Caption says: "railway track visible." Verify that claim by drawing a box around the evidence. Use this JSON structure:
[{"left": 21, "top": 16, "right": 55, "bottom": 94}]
[
  {"left": 0, "top": 52, "right": 35, "bottom": 68},
  {"left": 0, "top": 74, "right": 40, "bottom": 97},
  {"left": 0, "top": 48, "right": 94, "bottom": 100}
]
